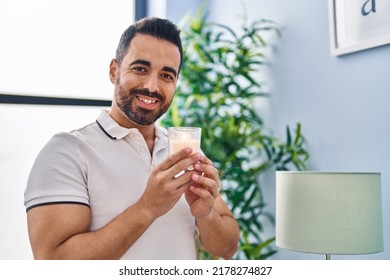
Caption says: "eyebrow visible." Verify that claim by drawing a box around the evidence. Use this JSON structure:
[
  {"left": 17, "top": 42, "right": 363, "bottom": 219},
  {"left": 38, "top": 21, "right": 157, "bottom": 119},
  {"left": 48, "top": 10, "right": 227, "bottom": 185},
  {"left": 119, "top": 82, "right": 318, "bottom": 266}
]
[
  {"left": 129, "top": 59, "right": 150, "bottom": 67},
  {"left": 129, "top": 59, "right": 177, "bottom": 78},
  {"left": 162, "top": 66, "right": 177, "bottom": 78}
]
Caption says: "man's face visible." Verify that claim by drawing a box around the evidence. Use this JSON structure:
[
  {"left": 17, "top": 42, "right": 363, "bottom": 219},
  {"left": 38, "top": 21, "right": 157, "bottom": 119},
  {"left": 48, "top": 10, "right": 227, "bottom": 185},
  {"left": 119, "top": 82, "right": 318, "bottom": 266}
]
[{"left": 110, "top": 34, "right": 180, "bottom": 126}]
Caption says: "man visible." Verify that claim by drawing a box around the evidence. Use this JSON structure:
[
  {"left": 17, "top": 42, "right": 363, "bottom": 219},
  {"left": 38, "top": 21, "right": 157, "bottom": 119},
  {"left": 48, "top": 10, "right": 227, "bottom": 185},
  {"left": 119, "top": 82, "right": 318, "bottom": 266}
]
[{"left": 24, "top": 17, "right": 239, "bottom": 260}]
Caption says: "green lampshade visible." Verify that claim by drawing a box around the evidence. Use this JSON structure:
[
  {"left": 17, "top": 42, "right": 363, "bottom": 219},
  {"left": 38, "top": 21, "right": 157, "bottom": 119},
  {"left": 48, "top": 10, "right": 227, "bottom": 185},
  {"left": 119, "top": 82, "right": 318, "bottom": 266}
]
[{"left": 276, "top": 172, "right": 384, "bottom": 255}]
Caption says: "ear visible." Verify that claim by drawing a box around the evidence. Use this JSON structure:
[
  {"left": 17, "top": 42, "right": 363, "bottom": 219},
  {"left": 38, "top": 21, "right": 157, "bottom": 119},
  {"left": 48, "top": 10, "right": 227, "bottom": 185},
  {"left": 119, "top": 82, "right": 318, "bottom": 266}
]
[{"left": 109, "top": 59, "right": 118, "bottom": 85}]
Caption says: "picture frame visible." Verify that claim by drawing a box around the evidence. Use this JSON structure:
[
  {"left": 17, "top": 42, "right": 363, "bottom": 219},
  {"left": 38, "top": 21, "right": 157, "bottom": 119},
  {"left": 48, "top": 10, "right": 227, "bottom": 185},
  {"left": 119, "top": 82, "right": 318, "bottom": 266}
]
[{"left": 328, "top": 0, "right": 390, "bottom": 56}]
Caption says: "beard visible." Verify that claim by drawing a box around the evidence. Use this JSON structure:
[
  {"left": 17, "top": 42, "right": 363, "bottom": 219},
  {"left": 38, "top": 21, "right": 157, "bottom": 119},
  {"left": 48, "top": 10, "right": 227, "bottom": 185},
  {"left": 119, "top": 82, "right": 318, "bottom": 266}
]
[{"left": 114, "top": 83, "right": 171, "bottom": 126}]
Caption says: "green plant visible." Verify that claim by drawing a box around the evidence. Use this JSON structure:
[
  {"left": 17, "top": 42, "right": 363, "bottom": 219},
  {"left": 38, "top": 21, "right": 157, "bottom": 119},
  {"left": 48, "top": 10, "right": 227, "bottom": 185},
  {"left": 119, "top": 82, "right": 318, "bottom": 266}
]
[{"left": 161, "top": 10, "right": 309, "bottom": 259}]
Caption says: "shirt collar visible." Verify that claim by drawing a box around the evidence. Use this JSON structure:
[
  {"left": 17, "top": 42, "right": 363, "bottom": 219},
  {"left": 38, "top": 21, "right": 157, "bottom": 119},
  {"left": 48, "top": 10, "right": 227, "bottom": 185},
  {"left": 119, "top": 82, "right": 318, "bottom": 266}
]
[
  {"left": 96, "top": 110, "right": 136, "bottom": 140},
  {"left": 96, "top": 110, "right": 168, "bottom": 142}
]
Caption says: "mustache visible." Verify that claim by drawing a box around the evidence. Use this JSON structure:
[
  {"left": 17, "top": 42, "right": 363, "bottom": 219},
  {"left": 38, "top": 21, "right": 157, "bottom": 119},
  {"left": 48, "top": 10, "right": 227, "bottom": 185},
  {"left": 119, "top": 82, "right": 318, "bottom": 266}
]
[{"left": 130, "top": 88, "right": 164, "bottom": 102}]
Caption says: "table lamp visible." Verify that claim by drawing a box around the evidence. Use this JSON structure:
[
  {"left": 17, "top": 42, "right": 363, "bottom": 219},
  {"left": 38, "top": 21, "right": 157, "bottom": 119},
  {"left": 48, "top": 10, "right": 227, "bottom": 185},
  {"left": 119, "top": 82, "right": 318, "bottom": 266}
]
[{"left": 276, "top": 171, "right": 384, "bottom": 260}]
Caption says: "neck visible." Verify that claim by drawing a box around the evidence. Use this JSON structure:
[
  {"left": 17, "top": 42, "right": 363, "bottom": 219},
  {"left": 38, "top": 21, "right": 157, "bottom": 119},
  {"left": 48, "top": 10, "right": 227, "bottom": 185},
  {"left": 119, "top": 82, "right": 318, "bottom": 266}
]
[{"left": 108, "top": 106, "right": 156, "bottom": 153}]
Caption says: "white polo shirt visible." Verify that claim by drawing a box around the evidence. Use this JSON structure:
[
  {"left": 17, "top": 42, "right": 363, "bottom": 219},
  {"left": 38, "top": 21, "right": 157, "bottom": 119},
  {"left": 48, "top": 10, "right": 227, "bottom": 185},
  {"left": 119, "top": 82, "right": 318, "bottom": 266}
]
[{"left": 24, "top": 110, "right": 196, "bottom": 259}]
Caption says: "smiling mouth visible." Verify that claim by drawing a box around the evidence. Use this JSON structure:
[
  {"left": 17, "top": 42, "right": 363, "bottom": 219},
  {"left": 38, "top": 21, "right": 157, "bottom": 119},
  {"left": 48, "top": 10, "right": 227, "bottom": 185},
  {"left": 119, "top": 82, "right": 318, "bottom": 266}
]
[{"left": 136, "top": 95, "right": 159, "bottom": 105}]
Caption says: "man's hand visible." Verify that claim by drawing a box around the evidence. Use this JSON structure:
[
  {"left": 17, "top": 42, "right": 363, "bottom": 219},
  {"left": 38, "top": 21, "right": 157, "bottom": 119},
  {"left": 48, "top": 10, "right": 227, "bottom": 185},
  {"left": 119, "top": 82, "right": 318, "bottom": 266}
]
[
  {"left": 183, "top": 154, "right": 240, "bottom": 259},
  {"left": 184, "top": 156, "right": 220, "bottom": 219},
  {"left": 138, "top": 147, "right": 203, "bottom": 219}
]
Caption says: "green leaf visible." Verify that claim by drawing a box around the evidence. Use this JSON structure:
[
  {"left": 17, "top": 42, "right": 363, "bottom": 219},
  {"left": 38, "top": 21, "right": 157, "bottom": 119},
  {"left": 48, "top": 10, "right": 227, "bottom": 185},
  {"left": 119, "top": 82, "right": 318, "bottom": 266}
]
[{"left": 160, "top": 5, "right": 309, "bottom": 260}]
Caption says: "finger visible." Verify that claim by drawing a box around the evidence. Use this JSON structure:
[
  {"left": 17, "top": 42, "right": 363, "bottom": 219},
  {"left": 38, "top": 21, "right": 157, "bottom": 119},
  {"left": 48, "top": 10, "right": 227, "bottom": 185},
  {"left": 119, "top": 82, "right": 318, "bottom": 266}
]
[
  {"left": 189, "top": 185, "right": 214, "bottom": 201},
  {"left": 172, "top": 171, "right": 197, "bottom": 190},
  {"left": 198, "top": 155, "right": 214, "bottom": 166},
  {"left": 191, "top": 173, "right": 219, "bottom": 198},
  {"left": 157, "top": 147, "right": 193, "bottom": 171},
  {"left": 170, "top": 154, "right": 204, "bottom": 178},
  {"left": 175, "top": 180, "right": 192, "bottom": 193},
  {"left": 193, "top": 160, "right": 220, "bottom": 195},
  {"left": 194, "top": 162, "right": 218, "bottom": 181},
  {"left": 189, "top": 185, "right": 215, "bottom": 208},
  {"left": 158, "top": 150, "right": 204, "bottom": 179}
]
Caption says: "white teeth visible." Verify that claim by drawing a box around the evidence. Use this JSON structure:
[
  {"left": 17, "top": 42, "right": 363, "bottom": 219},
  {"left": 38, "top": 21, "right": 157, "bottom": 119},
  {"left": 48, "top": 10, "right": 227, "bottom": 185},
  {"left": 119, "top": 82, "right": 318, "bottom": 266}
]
[{"left": 138, "top": 97, "right": 157, "bottom": 104}]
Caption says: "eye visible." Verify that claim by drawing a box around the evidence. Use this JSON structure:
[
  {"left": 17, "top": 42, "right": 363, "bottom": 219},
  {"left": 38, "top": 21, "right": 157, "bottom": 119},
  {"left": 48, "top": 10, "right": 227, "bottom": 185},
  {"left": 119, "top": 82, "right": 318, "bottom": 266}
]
[
  {"left": 132, "top": 66, "right": 147, "bottom": 73},
  {"left": 161, "top": 73, "right": 175, "bottom": 81}
]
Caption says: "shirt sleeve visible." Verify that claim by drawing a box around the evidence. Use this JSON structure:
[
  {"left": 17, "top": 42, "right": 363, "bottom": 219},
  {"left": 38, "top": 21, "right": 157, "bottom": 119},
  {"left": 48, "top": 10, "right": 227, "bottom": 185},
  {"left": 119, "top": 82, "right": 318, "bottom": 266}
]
[{"left": 24, "top": 132, "right": 89, "bottom": 211}]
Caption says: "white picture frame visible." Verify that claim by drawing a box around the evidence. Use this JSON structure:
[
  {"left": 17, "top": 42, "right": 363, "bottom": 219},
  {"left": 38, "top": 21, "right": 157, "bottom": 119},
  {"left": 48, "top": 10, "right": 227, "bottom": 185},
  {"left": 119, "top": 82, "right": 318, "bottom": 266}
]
[{"left": 328, "top": 0, "right": 390, "bottom": 56}]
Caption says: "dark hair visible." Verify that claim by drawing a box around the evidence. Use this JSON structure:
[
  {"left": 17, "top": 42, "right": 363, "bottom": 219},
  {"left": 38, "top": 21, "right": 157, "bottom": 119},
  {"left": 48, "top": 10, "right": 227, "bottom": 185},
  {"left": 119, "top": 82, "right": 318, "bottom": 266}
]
[{"left": 115, "top": 17, "right": 183, "bottom": 73}]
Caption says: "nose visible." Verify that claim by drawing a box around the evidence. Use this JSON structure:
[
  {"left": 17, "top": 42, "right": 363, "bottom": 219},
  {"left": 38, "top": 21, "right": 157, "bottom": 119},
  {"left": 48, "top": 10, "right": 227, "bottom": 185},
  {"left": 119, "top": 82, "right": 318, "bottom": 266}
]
[{"left": 143, "top": 74, "right": 159, "bottom": 93}]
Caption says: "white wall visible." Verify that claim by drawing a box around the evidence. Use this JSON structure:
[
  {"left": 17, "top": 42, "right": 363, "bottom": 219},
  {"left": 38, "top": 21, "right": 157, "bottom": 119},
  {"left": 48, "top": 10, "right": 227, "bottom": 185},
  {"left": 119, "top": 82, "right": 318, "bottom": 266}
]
[
  {"left": 0, "top": 0, "right": 133, "bottom": 259},
  {"left": 0, "top": 105, "right": 105, "bottom": 259},
  {"left": 166, "top": 0, "right": 390, "bottom": 260}
]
